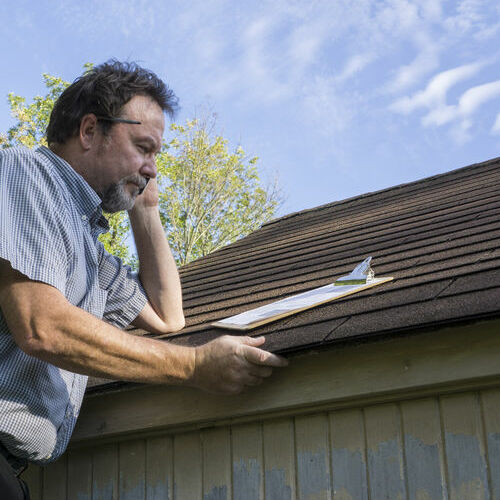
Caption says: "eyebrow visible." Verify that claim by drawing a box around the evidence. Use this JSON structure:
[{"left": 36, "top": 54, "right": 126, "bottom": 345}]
[{"left": 137, "top": 135, "right": 162, "bottom": 154}]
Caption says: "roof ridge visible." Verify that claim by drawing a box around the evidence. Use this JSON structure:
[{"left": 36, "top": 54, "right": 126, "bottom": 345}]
[{"left": 262, "top": 155, "right": 500, "bottom": 228}]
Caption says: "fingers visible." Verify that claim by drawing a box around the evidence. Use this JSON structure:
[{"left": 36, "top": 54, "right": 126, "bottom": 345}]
[
  {"left": 192, "top": 335, "right": 289, "bottom": 395},
  {"left": 236, "top": 335, "right": 288, "bottom": 368},
  {"left": 242, "top": 344, "right": 289, "bottom": 368},
  {"left": 240, "top": 335, "right": 266, "bottom": 347}
]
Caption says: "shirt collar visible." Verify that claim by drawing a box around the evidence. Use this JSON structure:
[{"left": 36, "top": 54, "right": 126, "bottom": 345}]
[{"left": 36, "top": 146, "right": 107, "bottom": 227}]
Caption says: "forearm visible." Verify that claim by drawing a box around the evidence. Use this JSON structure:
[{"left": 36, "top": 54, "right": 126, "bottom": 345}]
[
  {"left": 129, "top": 206, "right": 185, "bottom": 332},
  {"left": 3, "top": 279, "right": 193, "bottom": 384},
  {"left": 46, "top": 309, "right": 193, "bottom": 383}
]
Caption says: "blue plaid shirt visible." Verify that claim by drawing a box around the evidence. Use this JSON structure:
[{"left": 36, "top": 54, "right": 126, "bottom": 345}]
[{"left": 0, "top": 146, "right": 147, "bottom": 464}]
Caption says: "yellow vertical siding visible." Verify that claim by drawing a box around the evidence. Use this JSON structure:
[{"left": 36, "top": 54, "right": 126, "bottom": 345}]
[
  {"left": 329, "top": 408, "right": 368, "bottom": 500},
  {"left": 92, "top": 444, "right": 119, "bottom": 499},
  {"left": 232, "top": 423, "right": 264, "bottom": 500},
  {"left": 145, "top": 435, "right": 174, "bottom": 500},
  {"left": 24, "top": 387, "right": 500, "bottom": 500},
  {"left": 202, "top": 427, "right": 232, "bottom": 500},
  {"left": 263, "top": 418, "right": 296, "bottom": 500}
]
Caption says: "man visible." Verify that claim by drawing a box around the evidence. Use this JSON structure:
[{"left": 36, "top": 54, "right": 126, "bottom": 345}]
[{"left": 0, "top": 61, "right": 287, "bottom": 499}]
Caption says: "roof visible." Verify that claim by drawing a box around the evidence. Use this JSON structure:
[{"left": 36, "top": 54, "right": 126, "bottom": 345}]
[{"left": 89, "top": 156, "right": 500, "bottom": 389}]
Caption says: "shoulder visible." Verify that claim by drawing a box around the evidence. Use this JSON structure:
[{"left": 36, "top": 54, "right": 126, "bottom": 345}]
[
  {"left": 1, "top": 146, "right": 56, "bottom": 173},
  {"left": 1, "top": 146, "right": 61, "bottom": 199}
]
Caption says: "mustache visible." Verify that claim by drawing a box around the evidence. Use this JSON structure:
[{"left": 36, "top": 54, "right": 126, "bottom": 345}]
[
  {"left": 119, "top": 174, "right": 149, "bottom": 194},
  {"left": 138, "top": 178, "right": 149, "bottom": 195}
]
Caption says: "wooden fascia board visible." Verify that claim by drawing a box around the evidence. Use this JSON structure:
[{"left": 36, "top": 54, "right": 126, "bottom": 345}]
[{"left": 71, "top": 319, "right": 500, "bottom": 444}]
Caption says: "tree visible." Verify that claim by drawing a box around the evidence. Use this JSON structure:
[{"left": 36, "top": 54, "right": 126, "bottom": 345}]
[
  {"left": 158, "top": 117, "right": 281, "bottom": 265},
  {"left": 2, "top": 71, "right": 281, "bottom": 266}
]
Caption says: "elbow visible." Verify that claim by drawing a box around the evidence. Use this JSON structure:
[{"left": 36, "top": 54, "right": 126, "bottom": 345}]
[
  {"left": 15, "top": 324, "right": 55, "bottom": 359},
  {"left": 161, "top": 314, "right": 185, "bottom": 334}
]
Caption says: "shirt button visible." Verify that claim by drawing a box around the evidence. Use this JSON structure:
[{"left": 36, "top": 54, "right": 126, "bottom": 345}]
[{"left": 82, "top": 215, "right": 88, "bottom": 222}]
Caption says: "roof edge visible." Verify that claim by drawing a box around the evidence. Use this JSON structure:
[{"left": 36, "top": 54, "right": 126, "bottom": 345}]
[{"left": 263, "top": 155, "right": 500, "bottom": 228}]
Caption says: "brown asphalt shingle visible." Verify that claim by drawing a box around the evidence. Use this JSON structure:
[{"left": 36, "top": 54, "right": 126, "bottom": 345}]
[
  {"left": 88, "top": 156, "right": 500, "bottom": 389},
  {"left": 166, "top": 156, "right": 500, "bottom": 345}
]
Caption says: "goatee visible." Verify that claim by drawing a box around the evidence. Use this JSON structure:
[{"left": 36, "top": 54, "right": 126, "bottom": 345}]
[{"left": 101, "top": 174, "right": 147, "bottom": 212}]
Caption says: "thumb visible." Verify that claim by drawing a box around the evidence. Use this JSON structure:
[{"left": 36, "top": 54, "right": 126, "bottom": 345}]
[{"left": 241, "top": 336, "right": 266, "bottom": 347}]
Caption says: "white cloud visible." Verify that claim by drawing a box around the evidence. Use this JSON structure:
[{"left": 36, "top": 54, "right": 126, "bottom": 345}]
[
  {"left": 415, "top": 0, "right": 443, "bottom": 22},
  {"left": 444, "top": 0, "right": 485, "bottom": 32},
  {"left": 450, "top": 118, "right": 473, "bottom": 144},
  {"left": 492, "top": 114, "right": 500, "bottom": 134},
  {"left": 422, "top": 105, "right": 457, "bottom": 126},
  {"left": 287, "top": 22, "right": 327, "bottom": 70},
  {"left": 336, "top": 54, "right": 375, "bottom": 83},
  {"left": 459, "top": 80, "right": 500, "bottom": 114},
  {"left": 391, "top": 62, "right": 484, "bottom": 113},
  {"left": 303, "top": 76, "right": 356, "bottom": 134},
  {"left": 422, "top": 80, "right": 500, "bottom": 126},
  {"left": 388, "top": 35, "right": 441, "bottom": 92}
]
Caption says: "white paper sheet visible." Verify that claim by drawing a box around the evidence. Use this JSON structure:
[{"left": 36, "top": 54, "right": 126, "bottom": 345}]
[{"left": 213, "top": 277, "right": 392, "bottom": 329}]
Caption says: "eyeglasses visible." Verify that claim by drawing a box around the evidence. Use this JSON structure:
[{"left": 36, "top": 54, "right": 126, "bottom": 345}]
[{"left": 95, "top": 116, "right": 142, "bottom": 125}]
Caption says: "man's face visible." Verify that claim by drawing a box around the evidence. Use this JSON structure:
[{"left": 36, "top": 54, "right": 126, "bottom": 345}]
[{"left": 92, "top": 95, "right": 165, "bottom": 212}]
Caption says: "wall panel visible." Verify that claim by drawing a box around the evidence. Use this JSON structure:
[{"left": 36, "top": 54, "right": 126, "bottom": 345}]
[
  {"left": 119, "top": 439, "right": 146, "bottom": 500},
  {"left": 481, "top": 388, "right": 500, "bottom": 499},
  {"left": 401, "top": 398, "right": 447, "bottom": 500},
  {"left": 295, "top": 414, "right": 331, "bottom": 500},
  {"left": 329, "top": 408, "right": 368, "bottom": 500},
  {"left": 30, "top": 386, "right": 500, "bottom": 499},
  {"left": 232, "top": 422, "right": 264, "bottom": 500},
  {"left": 263, "top": 418, "right": 296, "bottom": 500},
  {"left": 92, "top": 444, "right": 118, "bottom": 500},
  {"left": 173, "top": 431, "right": 202, "bottom": 499},
  {"left": 440, "top": 393, "right": 490, "bottom": 500},
  {"left": 146, "top": 435, "right": 174, "bottom": 500},
  {"left": 364, "top": 403, "right": 407, "bottom": 500},
  {"left": 202, "top": 427, "right": 232, "bottom": 500}
]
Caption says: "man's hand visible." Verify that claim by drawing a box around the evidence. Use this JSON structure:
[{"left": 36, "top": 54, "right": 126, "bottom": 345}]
[
  {"left": 129, "top": 177, "right": 160, "bottom": 211},
  {"left": 192, "top": 335, "right": 289, "bottom": 394}
]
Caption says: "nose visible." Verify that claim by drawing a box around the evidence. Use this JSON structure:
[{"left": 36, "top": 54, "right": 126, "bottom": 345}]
[{"left": 141, "top": 155, "right": 157, "bottom": 179}]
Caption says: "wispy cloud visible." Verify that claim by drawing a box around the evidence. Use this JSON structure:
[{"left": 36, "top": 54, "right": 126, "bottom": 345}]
[
  {"left": 422, "top": 80, "right": 500, "bottom": 127},
  {"left": 45, "top": 0, "right": 498, "bottom": 148},
  {"left": 492, "top": 113, "right": 500, "bottom": 134},
  {"left": 388, "top": 33, "right": 441, "bottom": 93},
  {"left": 335, "top": 54, "right": 375, "bottom": 83},
  {"left": 390, "top": 62, "right": 484, "bottom": 113}
]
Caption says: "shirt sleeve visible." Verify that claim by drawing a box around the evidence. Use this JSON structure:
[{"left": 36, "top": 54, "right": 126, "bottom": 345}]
[
  {"left": 96, "top": 242, "right": 147, "bottom": 328},
  {"left": 0, "top": 149, "right": 70, "bottom": 294}
]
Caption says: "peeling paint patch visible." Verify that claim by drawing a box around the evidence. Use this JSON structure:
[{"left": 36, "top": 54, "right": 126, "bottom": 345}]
[
  {"left": 233, "top": 458, "right": 260, "bottom": 500},
  {"left": 404, "top": 435, "right": 445, "bottom": 500},
  {"left": 367, "top": 439, "right": 406, "bottom": 499},
  {"left": 331, "top": 448, "right": 367, "bottom": 500},
  {"left": 204, "top": 485, "right": 228, "bottom": 500},
  {"left": 147, "top": 478, "right": 169, "bottom": 500},
  {"left": 445, "top": 433, "right": 489, "bottom": 499},
  {"left": 297, "top": 450, "right": 331, "bottom": 498},
  {"left": 265, "top": 468, "right": 292, "bottom": 500},
  {"left": 415, "top": 490, "right": 432, "bottom": 500},
  {"left": 487, "top": 432, "right": 500, "bottom": 496},
  {"left": 120, "top": 480, "right": 145, "bottom": 500},
  {"left": 92, "top": 483, "right": 114, "bottom": 499}
]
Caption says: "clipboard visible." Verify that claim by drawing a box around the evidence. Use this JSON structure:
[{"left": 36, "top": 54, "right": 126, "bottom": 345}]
[{"left": 212, "top": 258, "right": 393, "bottom": 331}]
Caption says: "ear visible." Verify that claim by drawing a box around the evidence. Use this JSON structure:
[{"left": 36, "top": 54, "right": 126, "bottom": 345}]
[{"left": 79, "top": 114, "right": 99, "bottom": 150}]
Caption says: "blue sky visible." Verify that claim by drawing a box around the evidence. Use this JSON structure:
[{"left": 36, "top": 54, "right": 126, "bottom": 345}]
[{"left": 1, "top": 0, "right": 499, "bottom": 217}]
